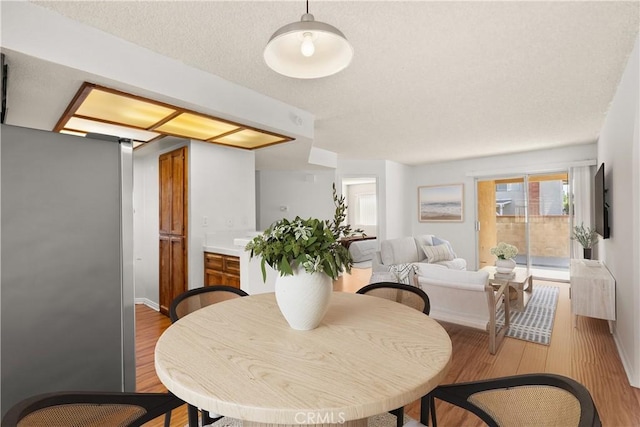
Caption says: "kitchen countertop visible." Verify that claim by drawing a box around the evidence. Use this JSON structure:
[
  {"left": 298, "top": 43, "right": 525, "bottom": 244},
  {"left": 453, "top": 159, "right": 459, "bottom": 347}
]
[
  {"left": 202, "top": 231, "right": 260, "bottom": 257},
  {"left": 203, "top": 245, "right": 241, "bottom": 257}
]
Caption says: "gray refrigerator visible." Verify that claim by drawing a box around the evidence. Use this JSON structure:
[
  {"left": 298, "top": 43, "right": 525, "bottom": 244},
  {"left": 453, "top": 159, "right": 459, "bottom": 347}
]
[{"left": 0, "top": 124, "right": 135, "bottom": 416}]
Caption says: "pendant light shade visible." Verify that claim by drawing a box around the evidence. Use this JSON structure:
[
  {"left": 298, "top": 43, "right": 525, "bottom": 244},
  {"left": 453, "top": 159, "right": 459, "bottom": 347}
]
[{"left": 264, "top": 12, "right": 353, "bottom": 79}]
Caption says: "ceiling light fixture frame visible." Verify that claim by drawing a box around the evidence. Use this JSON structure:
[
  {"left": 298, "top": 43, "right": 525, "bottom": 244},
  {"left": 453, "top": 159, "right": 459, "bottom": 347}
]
[{"left": 54, "top": 82, "right": 294, "bottom": 150}]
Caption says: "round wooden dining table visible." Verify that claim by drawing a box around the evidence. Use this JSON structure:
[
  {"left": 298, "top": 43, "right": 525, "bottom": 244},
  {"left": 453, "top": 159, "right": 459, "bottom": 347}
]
[{"left": 155, "top": 291, "right": 452, "bottom": 427}]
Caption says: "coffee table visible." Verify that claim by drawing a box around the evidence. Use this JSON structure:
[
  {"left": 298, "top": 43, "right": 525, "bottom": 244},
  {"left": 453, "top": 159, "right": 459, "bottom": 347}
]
[{"left": 482, "top": 266, "right": 533, "bottom": 312}]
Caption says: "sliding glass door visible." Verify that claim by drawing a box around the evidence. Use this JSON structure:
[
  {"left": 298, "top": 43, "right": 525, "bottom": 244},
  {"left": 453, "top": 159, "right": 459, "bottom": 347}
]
[
  {"left": 477, "top": 172, "right": 570, "bottom": 280},
  {"left": 526, "top": 173, "right": 570, "bottom": 275},
  {"left": 478, "top": 177, "right": 527, "bottom": 268}
]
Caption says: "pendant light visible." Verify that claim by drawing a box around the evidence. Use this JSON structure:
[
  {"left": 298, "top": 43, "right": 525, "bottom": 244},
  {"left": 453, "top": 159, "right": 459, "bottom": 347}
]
[{"left": 264, "top": 1, "right": 353, "bottom": 79}]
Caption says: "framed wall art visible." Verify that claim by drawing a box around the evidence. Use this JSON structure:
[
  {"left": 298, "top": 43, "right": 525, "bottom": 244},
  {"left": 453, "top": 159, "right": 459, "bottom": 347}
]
[{"left": 418, "top": 184, "right": 464, "bottom": 222}]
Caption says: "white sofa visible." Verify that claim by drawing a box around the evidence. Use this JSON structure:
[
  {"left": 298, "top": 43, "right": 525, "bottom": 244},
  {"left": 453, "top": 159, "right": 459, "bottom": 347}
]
[{"left": 371, "top": 235, "right": 467, "bottom": 273}]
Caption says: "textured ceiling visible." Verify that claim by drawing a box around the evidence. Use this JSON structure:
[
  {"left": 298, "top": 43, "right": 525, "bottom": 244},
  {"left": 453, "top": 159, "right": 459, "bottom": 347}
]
[{"left": 7, "top": 1, "right": 640, "bottom": 168}]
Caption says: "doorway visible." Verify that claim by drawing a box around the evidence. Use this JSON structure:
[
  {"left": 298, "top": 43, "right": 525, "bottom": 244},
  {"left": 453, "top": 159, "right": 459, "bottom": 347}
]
[
  {"left": 477, "top": 172, "right": 570, "bottom": 281},
  {"left": 341, "top": 177, "right": 378, "bottom": 238}
]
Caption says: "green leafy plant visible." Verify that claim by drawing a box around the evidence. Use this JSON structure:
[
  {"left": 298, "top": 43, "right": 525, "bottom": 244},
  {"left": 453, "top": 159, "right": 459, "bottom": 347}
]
[
  {"left": 490, "top": 242, "right": 518, "bottom": 260},
  {"left": 572, "top": 223, "right": 597, "bottom": 249},
  {"left": 246, "top": 184, "right": 364, "bottom": 281}
]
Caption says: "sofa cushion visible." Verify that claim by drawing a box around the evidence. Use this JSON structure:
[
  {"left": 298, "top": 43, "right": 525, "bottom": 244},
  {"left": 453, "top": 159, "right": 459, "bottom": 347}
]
[
  {"left": 421, "top": 243, "right": 455, "bottom": 263},
  {"left": 434, "top": 258, "right": 467, "bottom": 270},
  {"left": 416, "top": 263, "right": 488, "bottom": 289},
  {"left": 380, "top": 237, "right": 420, "bottom": 266}
]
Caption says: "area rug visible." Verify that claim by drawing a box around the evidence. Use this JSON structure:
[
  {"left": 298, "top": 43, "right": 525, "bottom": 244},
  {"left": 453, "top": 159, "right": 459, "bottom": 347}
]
[
  {"left": 496, "top": 285, "right": 559, "bottom": 345},
  {"left": 208, "top": 412, "right": 403, "bottom": 427}
]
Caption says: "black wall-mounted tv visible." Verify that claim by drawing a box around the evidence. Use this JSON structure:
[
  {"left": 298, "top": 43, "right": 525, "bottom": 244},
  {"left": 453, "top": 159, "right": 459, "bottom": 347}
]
[{"left": 594, "top": 163, "right": 610, "bottom": 239}]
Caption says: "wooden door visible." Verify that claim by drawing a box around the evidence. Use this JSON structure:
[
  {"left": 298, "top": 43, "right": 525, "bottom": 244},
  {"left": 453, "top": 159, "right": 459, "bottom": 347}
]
[
  {"left": 159, "top": 147, "right": 188, "bottom": 316},
  {"left": 477, "top": 180, "right": 497, "bottom": 268}
]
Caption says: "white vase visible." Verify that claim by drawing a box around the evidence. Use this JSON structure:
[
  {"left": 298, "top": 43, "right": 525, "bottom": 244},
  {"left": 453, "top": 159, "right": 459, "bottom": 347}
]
[
  {"left": 274, "top": 265, "right": 332, "bottom": 330},
  {"left": 495, "top": 258, "right": 516, "bottom": 274}
]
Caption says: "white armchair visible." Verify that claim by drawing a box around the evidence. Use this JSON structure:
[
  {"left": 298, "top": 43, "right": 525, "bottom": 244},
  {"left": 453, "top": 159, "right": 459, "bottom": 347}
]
[{"left": 415, "top": 264, "right": 509, "bottom": 354}]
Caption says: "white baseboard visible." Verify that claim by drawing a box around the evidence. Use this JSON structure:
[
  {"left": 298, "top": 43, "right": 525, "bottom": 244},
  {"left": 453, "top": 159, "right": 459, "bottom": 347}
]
[
  {"left": 135, "top": 298, "right": 159, "bottom": 312},
  {"left": 613, "top": 332, "right": 640, "bottom": 388}
]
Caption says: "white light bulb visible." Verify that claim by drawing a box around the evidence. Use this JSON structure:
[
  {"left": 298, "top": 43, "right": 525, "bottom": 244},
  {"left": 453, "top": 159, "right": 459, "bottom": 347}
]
[{"left": 301, "top": 32, "right": 315, "bottom": 57}]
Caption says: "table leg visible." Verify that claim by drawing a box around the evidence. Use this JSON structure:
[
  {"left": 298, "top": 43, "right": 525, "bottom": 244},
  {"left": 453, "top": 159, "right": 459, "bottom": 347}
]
[
  {"left": 503, "top": 290, "right": 510, "bottom": 329},
  {"left": 515, "top": 284, "right": 524, "bottom": 312},
  {"left": 487, "top": 282, "right": 509, "bottom": 355},
  {"left": 608, "top": 320, "right": 614, "bottom": 334},
  {"left": 187, "top": 405, "right": 199, "bottom": 427}
]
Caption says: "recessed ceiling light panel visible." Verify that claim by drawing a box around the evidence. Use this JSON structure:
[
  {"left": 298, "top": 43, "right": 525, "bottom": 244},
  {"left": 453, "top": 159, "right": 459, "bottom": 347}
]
[
  {"left": 213, "top": 129, "right": 288, "bottom": 149},
  {"left": 155, "top": 113, "right": 240, "bottom": 140},
  {"left": 65, "top": 117, "right": 160, "bottom": 142},
  {"left": 55, "top": 83, "right": 294, "bottom": 150},
  {"left": 76, "top": 88, "right": 176, "bottom": 128}
]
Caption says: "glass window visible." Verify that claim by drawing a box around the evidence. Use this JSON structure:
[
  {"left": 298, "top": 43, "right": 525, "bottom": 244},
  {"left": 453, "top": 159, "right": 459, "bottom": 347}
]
[{"left": 357, "top": 194, "right": 377, "bottom": 225}]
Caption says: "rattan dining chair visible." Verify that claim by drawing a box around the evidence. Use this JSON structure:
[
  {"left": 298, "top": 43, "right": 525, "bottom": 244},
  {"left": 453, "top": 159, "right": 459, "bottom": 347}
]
[
  {"left": 1, "top": 391, "right": 185, "bottom": 427},
  {"left": 357, "top": 281, "right": 431, "bottom": 427},
  {"left": 357, "top": 281, "right": 431, "bottom": 315},
  {"left": 169, "top": 285, "right": 249, "bottom": 427},
  {"left": 421, "top": 373, "right": 602, "bottom": 427},
  {"left": 170, "top": 285, "right": 249, "bottom": 323}
]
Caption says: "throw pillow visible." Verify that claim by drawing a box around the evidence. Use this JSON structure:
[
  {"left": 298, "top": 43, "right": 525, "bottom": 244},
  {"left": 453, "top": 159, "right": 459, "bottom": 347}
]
[
  {"left": 387, "top": 263, "right": 418, "bottom": 285},
  {"left": 421, "top": 244, "right": 455, "bottom": 263},
  {"left": 432, "top": 236, "right": 457, "bottom": 258}
]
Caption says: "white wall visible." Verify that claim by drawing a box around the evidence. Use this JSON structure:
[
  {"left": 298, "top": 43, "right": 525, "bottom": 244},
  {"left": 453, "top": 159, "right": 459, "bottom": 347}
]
[
  {"left": 256, "top": 170, "right": 336, "bottom": 230},
  {"left": 385, "top": 161, "right": 413, "bottom": 239},
  {"left": 189, "top": 141, "right": 256, "bottom": 289},
  {"left": 133, "top": 139, "right": 256, "bottom": 305},
  {"left": 596, "top": 35, "right": 639, "bottom": 388},
  {"left": 411, "top": 144, "right": 597, "bottom": 269}
]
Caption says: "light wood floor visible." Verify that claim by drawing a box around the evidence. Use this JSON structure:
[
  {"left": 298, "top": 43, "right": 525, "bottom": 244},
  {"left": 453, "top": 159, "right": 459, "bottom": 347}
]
[{"left": 136, "top": 267, "right": 640, "bottom": 426}]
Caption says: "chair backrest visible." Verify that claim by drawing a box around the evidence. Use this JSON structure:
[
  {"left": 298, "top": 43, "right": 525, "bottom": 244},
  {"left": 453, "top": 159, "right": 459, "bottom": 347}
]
[
  {"left": 1, "top": 391, "right": 185, "bottom": 427},
  {"left": 428, "top": 373, "right": 601, "bottom": 427},
  {"left": 357, "top": 282, "right": 430, "bottom": 315},
  {"left": 170, "top": 285, "right": 248, "bottom": 323}
]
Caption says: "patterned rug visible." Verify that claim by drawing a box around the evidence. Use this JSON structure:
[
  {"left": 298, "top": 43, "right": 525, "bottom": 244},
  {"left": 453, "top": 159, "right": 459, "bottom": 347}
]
[{"left": 496, "top": 285, "right": 559, "bottom": 345}]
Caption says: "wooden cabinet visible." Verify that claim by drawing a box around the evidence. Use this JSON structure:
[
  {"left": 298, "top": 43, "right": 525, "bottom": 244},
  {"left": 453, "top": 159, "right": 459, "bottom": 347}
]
[
  {"left": 160, "top": 235, "right": 186, "bottom": 314},
  {"left": 204, "top": 252, "right": 240, "bottom": 288},
  {"left": 570, "top": 259, "right": 615, "bottom": 333},
  {"left": 159, "top": 147, "right": 188, "bottom": 316}
]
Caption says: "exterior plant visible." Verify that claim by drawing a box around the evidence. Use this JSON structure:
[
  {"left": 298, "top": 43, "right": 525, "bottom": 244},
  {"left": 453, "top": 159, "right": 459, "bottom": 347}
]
[
  {"left": 246, "top": 184, "right": 364, "bottom": 281},
  {"left": 490, "top": 242, "right": 518, "bottom": 260},
  {"left": 572, "top": 223, "right": 597, "bottom": 249}
]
